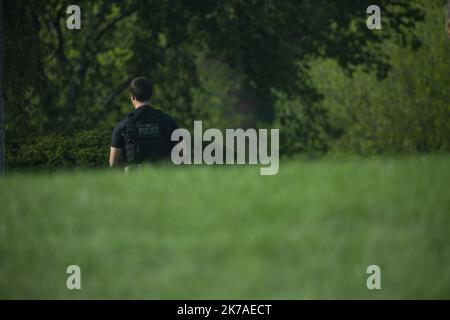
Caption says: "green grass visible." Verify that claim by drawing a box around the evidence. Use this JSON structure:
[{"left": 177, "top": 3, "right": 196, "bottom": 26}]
[{"left": 1, "top": 156, "right": 450, "bottom": 299}]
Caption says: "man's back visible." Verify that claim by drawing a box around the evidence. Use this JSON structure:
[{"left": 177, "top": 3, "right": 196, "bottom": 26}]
[{"left": 111, "top": 104, "right": 179, "bottom": 164}]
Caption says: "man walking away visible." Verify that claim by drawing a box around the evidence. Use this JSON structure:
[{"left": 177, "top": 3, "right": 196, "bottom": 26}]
[{"left": 109, "top": 77, "right": 179, "bottom": 169}]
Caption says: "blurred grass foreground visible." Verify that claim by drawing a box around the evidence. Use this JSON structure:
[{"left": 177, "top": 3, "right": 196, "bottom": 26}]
[{"left": 1, "top": 156, "right": 450, "bottom": 299}]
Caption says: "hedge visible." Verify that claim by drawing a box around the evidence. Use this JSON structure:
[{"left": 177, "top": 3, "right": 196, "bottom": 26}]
[{"left": 6, "top": 129, "right": 111, "bottom": 170}]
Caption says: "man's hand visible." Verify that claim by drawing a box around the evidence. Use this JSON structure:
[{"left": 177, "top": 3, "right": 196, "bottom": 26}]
[{"left": 109, "top": 147, "right": 122, "bottom": 168}]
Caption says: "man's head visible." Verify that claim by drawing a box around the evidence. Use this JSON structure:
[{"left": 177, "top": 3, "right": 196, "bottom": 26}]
[{"left": 130, "top": 77, "right": 153, "bottom": 107}]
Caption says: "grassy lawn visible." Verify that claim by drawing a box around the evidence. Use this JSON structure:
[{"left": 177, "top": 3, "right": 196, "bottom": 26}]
[{"left": 0, "top": 156, "right": 449, "bottom": 299}]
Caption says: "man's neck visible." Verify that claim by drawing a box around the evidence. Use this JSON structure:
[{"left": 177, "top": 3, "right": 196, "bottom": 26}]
[{"left": 134, "top": 101, "right": 150, "bottom": 109}]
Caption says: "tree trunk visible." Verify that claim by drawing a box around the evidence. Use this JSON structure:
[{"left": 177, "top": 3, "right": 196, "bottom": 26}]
[
  {"left": 447, "top": 0, "right": 450, "bottom": 39},
  {"left": 0, "top": 0, "right": 5, "bottom": 176},
  {"left": 66, "top": 59, "right": 89, "bottom": 117}
]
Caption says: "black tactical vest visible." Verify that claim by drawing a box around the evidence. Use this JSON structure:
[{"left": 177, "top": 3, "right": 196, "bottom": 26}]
[{"left": 123, "top": 106, "right": 174, "bottom": 164}]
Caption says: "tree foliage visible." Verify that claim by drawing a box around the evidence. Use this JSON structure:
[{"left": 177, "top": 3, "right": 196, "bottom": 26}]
[
  {"left": 3, "top": 0, "right": 443, "bottom": 169},
  {"left": 5, "top": 0, "right": 424, "bottom": 128},
  {"left": 307, "top": 1, "right": 450, "bottom": 155}
]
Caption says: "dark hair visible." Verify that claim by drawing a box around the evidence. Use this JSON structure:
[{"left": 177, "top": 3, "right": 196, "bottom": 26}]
[{"left": 129, "top": 77, "right": 153, "bottom": 102}]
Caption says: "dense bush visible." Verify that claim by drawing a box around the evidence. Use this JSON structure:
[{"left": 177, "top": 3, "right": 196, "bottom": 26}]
[
  {"left": 274, "top": 92, "right": 330, "bottom": 156},
  {"left": 276, "top": 1, "right": 449, "bottom": 156},
  {"left": 6, "top": 130, "right": 110, "bottom": 170}
]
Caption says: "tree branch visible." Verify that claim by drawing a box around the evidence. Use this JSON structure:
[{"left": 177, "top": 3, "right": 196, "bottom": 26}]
[
  {"left": 54, "top": 5, "right": 68, "bottom": 66},
  {"left": 94, "top": 6, "right": 138, "bottom": 44},
  {"left": 0, "top": 0, "right": 5, "bottom": 175},
  {"left": 104, "top": 77, "right": 133, "bottom": 107}
]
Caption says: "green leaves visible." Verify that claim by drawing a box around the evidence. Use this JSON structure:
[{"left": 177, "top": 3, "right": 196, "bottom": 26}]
[
  {"left": 6, "top": 130, "right": 110, "bottom": 170},
  {"left": 3, "top": 0, "right": 434, "bottom": 165},
  {"left": 305, "top": 2, "right": 450, "bottom": 155}
]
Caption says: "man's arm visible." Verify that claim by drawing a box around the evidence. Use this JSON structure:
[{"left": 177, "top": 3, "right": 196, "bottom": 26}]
[
  {"left": 109, "top": 147, "right": 122, "bottom": 168},
  {"left": 110, "top": 121, "right": 125, "bottom": 168}
]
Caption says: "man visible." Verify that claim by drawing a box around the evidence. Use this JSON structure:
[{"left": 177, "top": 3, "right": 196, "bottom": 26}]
[{"left": 109, "top": 77, "right": 179, "bottom": 168}]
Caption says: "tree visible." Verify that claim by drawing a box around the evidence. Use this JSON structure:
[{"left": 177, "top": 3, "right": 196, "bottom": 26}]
[
  {"left": 447, "top": 0, "right": 450, "bottom": 38},
  {"left": 3, "top": 0, "right": 427, "bottom": 167},
  {"left": 304, "top": 1, "right": 450, "bottom": 155},
  {"left": 21, "top": 0, "right": 425, "bottom": 131},
  {"left": 0, "top": 0, "right": 5, "bottom": 176}
]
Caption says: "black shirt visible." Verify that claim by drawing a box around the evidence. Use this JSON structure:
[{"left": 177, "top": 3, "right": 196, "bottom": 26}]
[{"left": 111, "top": 104, "right": 179, "bottom": 151}]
